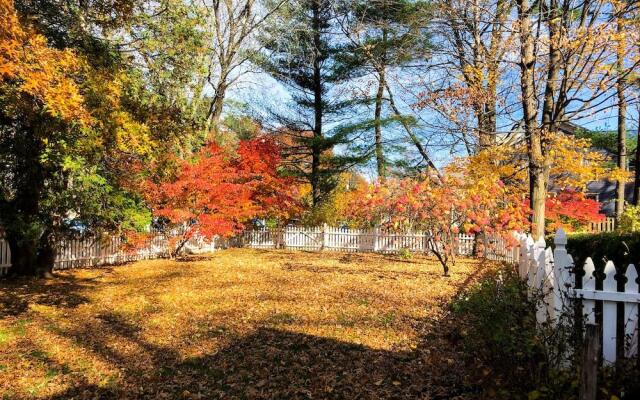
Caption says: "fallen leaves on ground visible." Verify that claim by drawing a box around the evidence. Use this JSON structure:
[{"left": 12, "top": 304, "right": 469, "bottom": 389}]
[{"left": 0, "top": 249, "right": 496, "bottom": 399}]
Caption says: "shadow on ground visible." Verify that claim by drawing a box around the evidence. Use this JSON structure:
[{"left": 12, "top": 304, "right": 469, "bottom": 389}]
[
  {"left": 43, "top": 318, "right": 473, "bottom": 400},
  {"left": 0, "top": 274, "right": 99, "bottom": 318}
]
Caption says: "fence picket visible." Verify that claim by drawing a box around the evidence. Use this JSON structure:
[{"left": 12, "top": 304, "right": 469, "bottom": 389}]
[
  {"left": 518, "top": 230, "right": 640, "bottom": 364},
  {"left": 0, "top": 231, "right": 218, "bottom": 276},
  {"left": 582, "top": 258, "right": 597, "bottom": 325},
  {"left": 624, "top": 264, "right": 638, "bottom": 358},
  {"left": 602, "top": 261, "right": 618, "bottom": 363}
]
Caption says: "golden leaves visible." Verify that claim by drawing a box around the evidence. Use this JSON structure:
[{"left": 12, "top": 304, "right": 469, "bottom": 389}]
[
  {"left": 0, "top": 0, "right": 90, "bottom": 123},
  {"left": 0, "top": 249, "right": 494, "bottom": 398}
]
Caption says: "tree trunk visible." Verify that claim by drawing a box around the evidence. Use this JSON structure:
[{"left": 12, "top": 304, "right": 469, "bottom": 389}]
[
  {"left": 633, "top": 111, "right": 640, "bottom": 205},
  {"left": 517, "top": 0, "right": 545, "bottom": 239},
  {"left": 374, "top": 66, "right": 386, "bottom": 181},
  {"left": 207, "top": 80, "right": 228, "bottom": 134},
  {"left": 6, "top": 230, "right": 55, "bottom": 277},
  {"left": 615, "top": 16, "right": 627, "bottom": 221},
  {"left": 36, "top": 231, "right": 56, "bottom": 277},
  {"left": 311, "top": 0, "right": 323, "bottom": 206},
  {"left": 6, "top": 234, "right": 39, "bottom": 277},
  {"left": 616, "top": 89, "right": 627, "bottom": 220}
]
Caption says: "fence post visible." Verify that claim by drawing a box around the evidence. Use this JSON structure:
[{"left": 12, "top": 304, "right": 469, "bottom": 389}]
[
  {"left": 602, "top": 261, "right": 617, "bottom": 364},
  {"left": 321, "top": 223, "right": 327, "bottom": 251},
  {"left": 373, "top": 227, "right": 379, "bottom": 252},
  {"left": 624, "top": 264, "right": 638, "bottom": 358},
  {"left": 552, "top": 228, "right": 573, "bottom": 322},
  {"left": 579, "top": 324, "right": 600, "bottom": 400}
]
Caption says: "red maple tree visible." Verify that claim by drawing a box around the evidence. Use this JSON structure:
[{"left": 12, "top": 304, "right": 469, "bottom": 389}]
[
  {"left": 143, "top": 137, "right": 299, "bottom": 256},
  {"left": 544, "top": 189, "right": 604, "bottom": 233}
]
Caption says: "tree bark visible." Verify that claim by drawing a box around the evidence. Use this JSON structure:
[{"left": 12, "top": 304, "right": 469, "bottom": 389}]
[
  {"left": 616, "top": 87, "right": 627, "bottom": 220},
  {"left": 516, "top": 0, "right": 546, "bottom": 239},
  {"left": 6, "top": 231, "right": 55, "bottom": 277},
  {"left": 615, "top": 16, "right": 627, "bottom": 221},
  {"left": 6, "top": 234, "right": 39, "bottom": 277},
  {"left": 311, "top": 0, "right": 323, "bottom": 206},
  {"left": 208, "top": 81, "right": 227, "bottom": 131},
  {"left": 374, "top": 66, "right": 386, "bottom": 181},
  {"left": 633, "top": 111, "right": 640, "bottom": 205}
]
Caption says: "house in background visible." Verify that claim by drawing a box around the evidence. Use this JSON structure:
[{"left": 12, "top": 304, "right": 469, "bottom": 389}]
[
  {"left": 500, "top": 121, "right": 635, "bottom": 220},
  {"left": 585, "top": 181, "right": 635, "bottom": 217}
]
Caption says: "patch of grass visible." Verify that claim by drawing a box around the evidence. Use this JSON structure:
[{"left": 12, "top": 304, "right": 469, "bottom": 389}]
[
  {"left": 265, "top": 312, "right": 297, "bottom": 325},
  {"left": 377, "top": 311, "right": 397, "bottom": 327},
  {"left": 13, "top": 319, "right": 28, "bottom": 337},
  {"left": 355, "top": 297, "right": 370, "bottom": 306},
  {"left": 336, "top": 313, "right": 356, "bottom": 327},
  {"left": 0, "top": 329, "right": 10, "bottom": 344}
]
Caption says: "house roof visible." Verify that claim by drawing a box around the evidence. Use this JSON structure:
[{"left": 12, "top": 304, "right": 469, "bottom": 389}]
[{"left": 586, "top": 180, "right": 635, "bottom": 217}]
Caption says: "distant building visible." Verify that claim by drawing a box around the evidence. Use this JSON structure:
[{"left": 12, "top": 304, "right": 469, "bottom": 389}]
[{"left": 586, "top": 181, "right": 635, "bottom": 217}]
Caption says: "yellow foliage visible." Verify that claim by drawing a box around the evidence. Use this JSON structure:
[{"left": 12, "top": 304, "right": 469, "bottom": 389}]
[
  {"left": 462, "top": 132, "right": 617, "bottom": 197},
  {"left": 0, "top": 0, "right": 90, "bottom": 123}
]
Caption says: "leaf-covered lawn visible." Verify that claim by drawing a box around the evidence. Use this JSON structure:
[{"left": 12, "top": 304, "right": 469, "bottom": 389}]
[{"left": 0, "top": 249, "right": 494, "bottom": 399}]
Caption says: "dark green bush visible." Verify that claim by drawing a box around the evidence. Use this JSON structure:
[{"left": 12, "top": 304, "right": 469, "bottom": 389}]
[
  {"left": 555, "top": 231, "right": 640, "bottom": 271},
  {"left": 545, "top": 231, "right": 640, "bottom": 288},
  {"left": 451, "top": 267, "right": 547, "bottom": 397}
]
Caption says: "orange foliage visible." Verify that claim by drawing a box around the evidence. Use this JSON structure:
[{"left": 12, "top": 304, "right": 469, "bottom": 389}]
[
  {"left": 544, "top": 190, "right": 604, "bottom": 233},
  {"left": 342, "top": 159, "right": 529, "bottom": 274},
  {"left": 0, "top": 0, "right": 89, "bottom": 123},
  {"left": 143, "top": 137, "right": 300, "bottom": 254}
]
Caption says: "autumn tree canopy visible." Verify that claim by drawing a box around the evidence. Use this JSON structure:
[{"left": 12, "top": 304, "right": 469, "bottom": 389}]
[
  {"left": 144, "top": 137, "right": 300, "bottom": 256},
  {"left": 2, "top": 0, "right": 639, "bottom": 276}
]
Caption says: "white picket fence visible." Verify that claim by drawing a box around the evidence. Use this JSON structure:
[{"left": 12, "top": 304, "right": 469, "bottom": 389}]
[
  {"left": 518, "top": 229, "right": 639, "bottom": 364},
  {"left": 0, "top": 225, "right": 519, "bottom": 276},
  {"left": 237, "top": 225, "right": 519, "bottom": 263},
  {"left": 0, "top": 233, "right": 218, "bottom": 277}
]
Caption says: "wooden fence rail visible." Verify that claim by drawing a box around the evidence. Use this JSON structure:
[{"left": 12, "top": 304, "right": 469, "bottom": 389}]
[{"left": 0, "top": 233, "right": 218, "bottom": 277}]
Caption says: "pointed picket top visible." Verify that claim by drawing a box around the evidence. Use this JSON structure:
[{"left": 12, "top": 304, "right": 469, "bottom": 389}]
[
  {"left": 603, "top": 260, "right": 617, "bottom": 292},
  {"left": 626, "top": 264, "right": 638, "bottom": 292},
  {"left": 535, "top": 236, "right": 546, "bottom": 249},
  {"left": 583, "top": 258, "right": 596, "bottom": 291},
  {"left": 554, "top": 228, "right": 567, "bottom": 248}
]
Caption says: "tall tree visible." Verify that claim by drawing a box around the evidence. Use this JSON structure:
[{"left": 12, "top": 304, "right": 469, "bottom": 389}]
[
  {"left": 336, "top": 0, "right": 435, "bottom": 180},
  {"left": 436, "top": 0, "right": 512, "bottom": 152},
  {"left": 198, "top": 0, "right": 286, "bottom": 131},
  {"left": 1, "top": 0, "right": 208, "bottom": 276},
  {"left": 257, "top": 0, "right": 361, "bottom": 206},
  {"left": 515, "top": 0, "right": 639, "bottom": 238}
]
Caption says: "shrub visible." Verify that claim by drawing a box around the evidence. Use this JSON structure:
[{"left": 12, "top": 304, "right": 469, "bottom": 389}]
[
  {"left": 619, "top": 204, "right": 640, "bottom": 233},
  {"left": 452, "top": 264, "right": 640, "bottom": 399},
  {"left": 451, "top": 267, "right": 544, "bottom": 395},
  {"left": 550, "top": 231, "right": 640, "bottom": 272},
  {"left": 397, "top": 248, "right": 413, "bottom": 260},
  {"left": 451, "top": 266, "right": 577, "bottom": 398}
]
